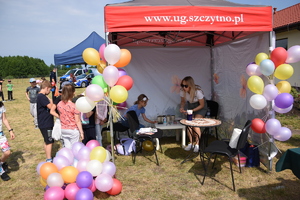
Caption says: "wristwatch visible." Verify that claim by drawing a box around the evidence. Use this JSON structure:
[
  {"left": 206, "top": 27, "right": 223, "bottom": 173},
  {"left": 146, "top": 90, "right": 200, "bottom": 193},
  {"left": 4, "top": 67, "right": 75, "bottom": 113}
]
[{"left": 8, "top": 129, "right": 13, "bottom": 132}]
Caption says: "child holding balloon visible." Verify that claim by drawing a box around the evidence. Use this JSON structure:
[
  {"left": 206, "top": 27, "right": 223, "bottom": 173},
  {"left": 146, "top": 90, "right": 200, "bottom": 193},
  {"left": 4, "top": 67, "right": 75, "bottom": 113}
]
[{"left": 57, "top": 84, "right": 84, "bottom": 149}]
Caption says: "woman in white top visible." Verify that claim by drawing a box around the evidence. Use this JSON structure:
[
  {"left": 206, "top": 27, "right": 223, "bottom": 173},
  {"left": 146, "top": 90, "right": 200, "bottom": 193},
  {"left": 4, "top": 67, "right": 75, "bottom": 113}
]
[{"left": 180, "top": 76, "right": 207, "bottom": 152}]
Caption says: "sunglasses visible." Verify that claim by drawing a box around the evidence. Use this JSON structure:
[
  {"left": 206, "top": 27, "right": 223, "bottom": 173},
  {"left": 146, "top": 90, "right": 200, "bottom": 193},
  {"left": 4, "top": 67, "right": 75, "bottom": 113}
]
[{"left": 181, "top": 84, "right": 188, "bottom": 88}]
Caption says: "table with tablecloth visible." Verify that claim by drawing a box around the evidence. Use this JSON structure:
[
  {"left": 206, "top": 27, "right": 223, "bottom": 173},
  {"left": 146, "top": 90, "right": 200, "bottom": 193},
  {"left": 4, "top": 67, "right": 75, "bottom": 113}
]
[{"left": 276, "top": 147, "right": 300, "bottom": 179}]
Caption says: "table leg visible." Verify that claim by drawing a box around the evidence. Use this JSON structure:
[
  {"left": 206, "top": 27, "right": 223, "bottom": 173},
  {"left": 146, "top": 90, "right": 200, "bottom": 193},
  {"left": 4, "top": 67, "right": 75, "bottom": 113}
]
[
  {"left": 182, "top": 127, "right": 186, "bottom": 147},
  {"left": 176, "top": 130, "right": 179, "bottom": 142}
]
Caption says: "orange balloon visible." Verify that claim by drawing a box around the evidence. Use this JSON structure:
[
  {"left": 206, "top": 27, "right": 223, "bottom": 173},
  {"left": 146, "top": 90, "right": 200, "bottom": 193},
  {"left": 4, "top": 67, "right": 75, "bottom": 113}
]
[
  {"left": 59, "top": 166, "right": 79, "bottom": 183},
  {"left": 40, "top": 163, "right": 58, "bottom": 180},
  {"left": 114, "top": 49, "right": 132, "bottom": 68},
  {"left": 97, "top": 60, "right": 106, "bottom": 74}
]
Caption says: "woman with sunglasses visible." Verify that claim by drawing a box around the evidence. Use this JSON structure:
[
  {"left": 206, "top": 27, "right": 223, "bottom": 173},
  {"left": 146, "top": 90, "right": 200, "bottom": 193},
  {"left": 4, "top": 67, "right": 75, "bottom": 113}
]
[
  {"left": 180, "top": 76, "right": 208, "bottom": 152},
  {"left": 121, "top": 94, "right": 156, "bottom": 128}
]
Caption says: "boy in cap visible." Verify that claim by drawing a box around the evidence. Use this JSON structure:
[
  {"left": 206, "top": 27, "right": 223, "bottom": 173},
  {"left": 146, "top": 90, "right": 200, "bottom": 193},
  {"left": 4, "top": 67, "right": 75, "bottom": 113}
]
[
  {"left": 6, "top": 80, "right": 13, "bottom": 101},
  {"left": 25, "top": 78, "right": 40, "bottom": 129}
]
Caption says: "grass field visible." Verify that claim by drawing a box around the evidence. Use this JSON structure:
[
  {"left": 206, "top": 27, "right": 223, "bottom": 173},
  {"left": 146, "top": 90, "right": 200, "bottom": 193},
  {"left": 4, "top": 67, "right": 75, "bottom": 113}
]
[{"left": 0, "top": 78, "right": 299, "bottom": 200}]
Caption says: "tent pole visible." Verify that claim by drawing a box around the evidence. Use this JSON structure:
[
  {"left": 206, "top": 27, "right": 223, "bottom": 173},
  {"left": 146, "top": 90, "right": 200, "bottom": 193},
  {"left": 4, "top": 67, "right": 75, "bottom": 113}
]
[{"left": 210, "top": 46, "right": 214, "bottom": 100}]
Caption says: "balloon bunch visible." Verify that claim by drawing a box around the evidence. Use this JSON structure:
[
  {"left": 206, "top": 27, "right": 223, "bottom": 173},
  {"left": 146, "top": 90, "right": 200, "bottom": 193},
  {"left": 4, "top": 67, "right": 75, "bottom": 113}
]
[
  {"left": 37, "top": 140, "right": 122, "bottom": 200},
  {"left": 246, "top": 45, "right": 300, "bottom": 141},
  {"left": 76, "top": 44, "right": 134, "bottom": 114}
]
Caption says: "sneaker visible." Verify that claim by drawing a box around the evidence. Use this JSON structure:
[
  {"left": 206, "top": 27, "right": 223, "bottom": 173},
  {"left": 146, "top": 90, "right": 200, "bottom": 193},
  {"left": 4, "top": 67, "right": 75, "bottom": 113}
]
[
  {"left": 2, "top": 162, "right": 8, "bottom": 172},
  {"left": 46, "top": 158, "right": 53, "bottom": 163},
  {"left": 184, "top": 143, "right": 193, "bottom": 151},
  {"left": 193, "top": 145, "right": 199, "bottom": 153},
  {"left": 1, "top": 172, "right": 10, "bottom": 181},
  {"left": 2, "top": 101, "right": 6, "bottom": 102}
]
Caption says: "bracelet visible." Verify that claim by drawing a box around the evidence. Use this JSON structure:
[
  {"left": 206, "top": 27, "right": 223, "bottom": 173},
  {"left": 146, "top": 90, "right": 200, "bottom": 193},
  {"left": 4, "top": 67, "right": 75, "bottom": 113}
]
[{"left": 8, "top": 129, "right": 13, "bottom": 132}]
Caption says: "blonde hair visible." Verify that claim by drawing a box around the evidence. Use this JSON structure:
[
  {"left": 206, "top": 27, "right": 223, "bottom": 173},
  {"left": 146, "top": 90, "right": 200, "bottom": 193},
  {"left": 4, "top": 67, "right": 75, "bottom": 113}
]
[
  {"left": 61, "top": 84, "right": 75, "bottom": 103},
  {"left": 181, "top": 76, "right": 203, "bottom": 101},
  {"left": 41, "top": 80, "right": 52, "bottom": 89}
]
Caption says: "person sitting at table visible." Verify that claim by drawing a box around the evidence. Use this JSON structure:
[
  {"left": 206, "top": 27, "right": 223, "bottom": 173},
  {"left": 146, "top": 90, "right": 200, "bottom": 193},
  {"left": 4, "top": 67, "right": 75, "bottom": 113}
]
[
  {"left": 179, "top": 76, "right": 208, "bottom": 152},
  {"left": 121, "top": 94, "right": 156, "bottom": 128}
]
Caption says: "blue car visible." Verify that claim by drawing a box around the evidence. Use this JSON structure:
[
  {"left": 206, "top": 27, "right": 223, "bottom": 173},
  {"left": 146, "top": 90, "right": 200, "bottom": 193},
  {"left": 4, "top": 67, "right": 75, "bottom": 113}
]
[{"left": 74, "top": 73, "right": 95, "bottom": 88}]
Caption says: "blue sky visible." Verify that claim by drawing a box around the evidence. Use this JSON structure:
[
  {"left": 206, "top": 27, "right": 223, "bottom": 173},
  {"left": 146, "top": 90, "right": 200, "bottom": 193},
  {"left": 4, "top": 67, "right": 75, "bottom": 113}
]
[{"left": 0, "top": 0, "right": 298, "bottom": 66}]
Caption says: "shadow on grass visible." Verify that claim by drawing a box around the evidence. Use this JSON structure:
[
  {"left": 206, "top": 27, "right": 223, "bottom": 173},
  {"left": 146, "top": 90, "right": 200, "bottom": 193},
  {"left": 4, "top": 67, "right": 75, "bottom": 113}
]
[
  {"left": 7, "top": 150, "right": 25, "bottom": 172},
  {"left": 237, "top": 178, "right": 300, "bottom": 199}
]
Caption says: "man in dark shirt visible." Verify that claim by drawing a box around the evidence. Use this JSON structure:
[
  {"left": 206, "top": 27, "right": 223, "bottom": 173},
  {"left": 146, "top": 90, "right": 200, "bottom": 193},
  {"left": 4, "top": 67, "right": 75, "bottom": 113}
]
[
  {"left": 0, "top": 78, "right": 5, "bottom": 102},
  {"left": 49, "top": 68, "right": 57, "bottom": 101}
]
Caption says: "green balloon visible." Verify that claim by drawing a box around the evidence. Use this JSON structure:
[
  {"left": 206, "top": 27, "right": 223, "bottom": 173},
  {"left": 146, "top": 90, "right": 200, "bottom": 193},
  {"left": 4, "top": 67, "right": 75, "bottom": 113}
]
[{"left": 92, "top": 75, "right": 108, "bottom": 90}]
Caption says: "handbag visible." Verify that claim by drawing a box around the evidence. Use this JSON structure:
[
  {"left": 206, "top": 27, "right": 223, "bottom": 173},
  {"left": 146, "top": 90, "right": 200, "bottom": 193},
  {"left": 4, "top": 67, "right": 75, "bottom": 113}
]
[{"left": 52, "top": 118, "right": 62, "bottom": 140}]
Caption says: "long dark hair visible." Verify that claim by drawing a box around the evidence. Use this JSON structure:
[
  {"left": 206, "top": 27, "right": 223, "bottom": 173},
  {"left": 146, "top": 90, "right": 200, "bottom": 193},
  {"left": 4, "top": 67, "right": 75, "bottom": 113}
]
[
  {"left": 0, "top": 101, "right": 3, "bottom": 108},
  {"left": 134, "top": 94, "right": 148, "bottom": 105},
  {"left": 61, "top": 84, "right": 75, "bottom": 103}
]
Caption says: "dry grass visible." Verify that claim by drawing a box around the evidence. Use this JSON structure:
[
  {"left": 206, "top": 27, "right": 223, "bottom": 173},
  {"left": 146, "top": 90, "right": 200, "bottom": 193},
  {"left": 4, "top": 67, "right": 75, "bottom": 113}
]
[{"left": 0, "top": 78, "right": 299, "bottom": 200}]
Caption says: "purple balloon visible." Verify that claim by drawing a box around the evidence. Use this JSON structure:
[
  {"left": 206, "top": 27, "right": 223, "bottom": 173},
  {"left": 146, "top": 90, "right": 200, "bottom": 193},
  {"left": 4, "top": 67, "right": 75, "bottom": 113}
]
[
  {"left": 274, "top": 93, "right": 294, "bottom": 109},
  {"left": 95, "top": 173, "right": 113, "bottom": 192},
  {"left": 76, "top": 171, "right": 93, "bottom": 188},
  {"left": 117, "top": 101, "right": 127, "bottom": 109},
  {"left": 76, "top": 146, "right": 91, "bottom": 160},
  {"left": 273, "top": 104, "right": 293, "bottom": 114},
  {"left": 273, "top": 127, "right": 292, "bottom": 141},
  {"left": 77, "top": 159, "right": 90, "bottom": 172},
  {"left": 118, "top": 68, "right": 127, "bottom": 77},
  {"left": 36, "top": 161, "right": 46, "bottom": 175},
  {"left": 246, "top": 64, "right": 262, "bottom": 76},
  {"left": 57, "top": 147, "right": 74, "bottom": 165},
  {"left": 286, "top": 45, "right": 300, "bottom": 63},
  {"left": 265, "top": 119, "right": 281, "bottom": 135},
  {"left": 72, "top": 142, "right": 85, "bottom": 158},
  {"left": 75, "top": 188, "right": 94, "bottom": 200},
  {"left": 263, "top": 84, "right": 279, "bottom": 101},
  {"left": 102, "top": 161, "right": 116, "bottom": 177},
  {"left": 53, "top": 155, "right": 70, "bottom": 170}
]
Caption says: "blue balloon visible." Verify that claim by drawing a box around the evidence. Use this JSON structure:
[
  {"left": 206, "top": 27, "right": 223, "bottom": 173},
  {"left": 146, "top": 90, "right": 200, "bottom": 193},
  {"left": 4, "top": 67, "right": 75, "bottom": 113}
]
[
  {"left": 259, "top": 59, "right": 275, "bottom": 76},
  {"left": 66, "top": 65, "right": 70, "bottom": 68}
]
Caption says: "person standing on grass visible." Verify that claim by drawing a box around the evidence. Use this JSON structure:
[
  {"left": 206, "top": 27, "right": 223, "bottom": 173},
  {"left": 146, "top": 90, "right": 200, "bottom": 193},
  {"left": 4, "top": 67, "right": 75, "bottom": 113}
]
[
  {"left": 50, "top": 68, "right": 57, "bottom": 101},
  {"left": 57, "top": 84, "right": 84, "bottom": 149},
  {"left": 0, "top": 78, "right": 5, "bottom": 102},
  {"left": 26, "top": 78, "right": 40, "bottom": 129},
  {"left": 37, "top": 80, "right": 54, "bottom": 163},
  {"left": 0, "top": 101, "right": 15, "bottom": 181},
  {"left": 6, "top": 80, "right": 13, "bottom": 101}
]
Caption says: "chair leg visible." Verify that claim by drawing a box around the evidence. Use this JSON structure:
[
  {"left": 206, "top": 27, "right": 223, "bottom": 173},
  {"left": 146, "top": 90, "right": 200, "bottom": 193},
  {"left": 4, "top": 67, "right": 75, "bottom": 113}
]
[
  {"left": 229, "top": 157, "right": 236, "bottom": 191},
  {"left": 237, "top": 153, "right": 242, "bottom": 173},
  {"left": 212, "top": 154, "right": 218, "bottom": 169},
  {"left": 202, "top": 153, "right": 213, "bottom": 185},
  {"left": 215, "top": 127, "right": 219, "bottom": 140},
  {"left": 154, "top": 150, "right": 159, "bottom": 166}
]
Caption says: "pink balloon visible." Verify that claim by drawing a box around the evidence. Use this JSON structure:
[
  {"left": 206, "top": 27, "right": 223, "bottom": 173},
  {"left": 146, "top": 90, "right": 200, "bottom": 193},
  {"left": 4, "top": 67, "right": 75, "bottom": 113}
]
[
  {"left": 102, "top": 161, "right": 116, "bottom": 177},
  {"left": 117, "top": 101, "right": 127, "bottom": 109},
  {"left": 64, "top": 183, "right": 80, "bottom": 200},
  {"left": 44, "top": 186, "right": 64, "bottom": 200},
  {"left": 118, "top": 68, "right": 127, "bottom": 77},
  {"left": 85, "top": 84, "right": 104, "bottom": 101},
  {"left": 273, "top": 127, "right": 292, "bottom": 141},
  {"left": 57, "top": 147, "right": 74, "bottom": 165},
  {"left": 99, "top": 43, "right": 106, "bottom": 62},
  {"left": 95, "top": 173, "right": 113, "bottom": 192},
  {"left": 86, "top": 140, "right": 100, "bottom": 150},
  {"left": 246, "top": 64, "right": 262, "bottom": 76},
  {"left": 263, "top": 84, "right": 278, "bottom": 101},
  {"left": 103, "top": 65, "right": 119, "bottom": 87},
  {"left": 76, "top": 159, "right": 90, "bottom": 172},
  {"left": 88, "top": 179, "right": 97, "bottom": 192},
  {"left": 265, "top": 118, "right": 281, "bottom": 135},
  {"left": 286, "top": 45, "right": 300, "bottom": 63}
]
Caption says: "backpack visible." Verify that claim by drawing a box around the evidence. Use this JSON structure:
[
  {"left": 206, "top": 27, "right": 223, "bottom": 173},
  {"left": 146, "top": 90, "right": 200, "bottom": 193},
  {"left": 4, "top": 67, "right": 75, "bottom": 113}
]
[{"left": 115, "top": 138, "right": 136, "bottom": 156}]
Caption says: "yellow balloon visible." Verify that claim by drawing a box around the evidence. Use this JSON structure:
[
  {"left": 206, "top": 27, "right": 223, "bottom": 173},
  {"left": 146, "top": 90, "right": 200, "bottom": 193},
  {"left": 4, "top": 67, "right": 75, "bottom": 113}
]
[
  {"left": 276, "top": 81, "right": 291, "bottom": 93},
  {"left": 82, "top": 48, "right": 100, "bottom": 65},
  {"left": 90, "top": 146, "right": 107, "bottom": 163},
  {"left": 110, "top": 85, "right": 128, "bottom": 103},
  {"left": 247, "top": 75, "right": 264, "bottom": 94},
  {"left": 274, "top": 64, "right": 294, "bottom": 80},
  {"left": 255, "top": 53, "right": 269, "bottom": 65},
  {"left": 40, "top": 176, "right": 47, "bottom": 187}
]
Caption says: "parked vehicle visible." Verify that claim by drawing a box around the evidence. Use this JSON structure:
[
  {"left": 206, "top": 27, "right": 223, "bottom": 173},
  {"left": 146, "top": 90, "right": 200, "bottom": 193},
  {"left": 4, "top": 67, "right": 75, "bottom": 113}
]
[
  {"left": 75, "top": 73, "right": 95, "bottom": 88},
  {"left": 59, "top": 68, "right": 101, "bottom": 82}
]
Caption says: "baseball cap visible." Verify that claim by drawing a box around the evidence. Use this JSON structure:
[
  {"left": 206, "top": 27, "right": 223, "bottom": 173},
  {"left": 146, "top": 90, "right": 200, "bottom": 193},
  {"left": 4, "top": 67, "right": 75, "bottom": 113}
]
[
  {"left": 29, "top": 78, "right": 36, "bottom": 83},
  {"left": 8, "top": 80, "right": 11, "bottom": 82}
]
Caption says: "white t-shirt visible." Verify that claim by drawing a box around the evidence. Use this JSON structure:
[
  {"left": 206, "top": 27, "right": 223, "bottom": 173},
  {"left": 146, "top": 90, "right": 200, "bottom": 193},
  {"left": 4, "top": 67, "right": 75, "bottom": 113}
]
[
  {"left": 0, "top": 106, "right": 6, "bottom": 132},
  {"left": 180, "top": 89, "right": 204, "bottom": 103}
]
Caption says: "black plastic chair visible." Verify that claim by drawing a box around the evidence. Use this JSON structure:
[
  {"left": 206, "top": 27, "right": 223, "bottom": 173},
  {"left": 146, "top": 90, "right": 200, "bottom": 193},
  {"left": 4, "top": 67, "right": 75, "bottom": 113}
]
[
  {"left": 202, "top": 120, "right": 252, "bottom": 191},
  {"left": 206, "top": 100, "right": 219, "bottom": 140},
  {"left": 126, "top": 110, "right": 162, "bottom": 166}
]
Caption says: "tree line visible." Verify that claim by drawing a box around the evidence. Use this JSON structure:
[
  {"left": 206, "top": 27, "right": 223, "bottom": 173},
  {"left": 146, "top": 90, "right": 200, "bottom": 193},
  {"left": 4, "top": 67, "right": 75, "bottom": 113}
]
[{"left": 0, "top": 56, "right": 82, "bottom": 78}]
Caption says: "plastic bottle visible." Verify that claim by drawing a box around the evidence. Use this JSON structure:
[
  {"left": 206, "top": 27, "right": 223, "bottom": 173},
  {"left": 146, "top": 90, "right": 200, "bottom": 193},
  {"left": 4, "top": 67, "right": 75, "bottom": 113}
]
[
  {"left": 206, "top": 108, "right": 211, "bottom": 118},
  {"left": 163, "top": 116, "right": 167, "bottom": 126}
]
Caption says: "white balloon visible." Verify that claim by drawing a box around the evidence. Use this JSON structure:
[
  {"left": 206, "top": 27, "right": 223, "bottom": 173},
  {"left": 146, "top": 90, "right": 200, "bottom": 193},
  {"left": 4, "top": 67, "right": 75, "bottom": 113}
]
[
  {"left": 75, "top": 96, "right": 95, "bottom": 113},
  {"left": 103, "top": 65, "right": 119, "bottom": 87},
  {"left": 273, "top": 104, "right": 293, "bottom": 114},
  {"left": 86, "top": 160, "right": 103, "bottom": 177},
  {"left": 47, "top": 172, "right": 64, "bottom": 187},
  {"left": 104, "top": 44, "right": 121, "bottom": 65},
  {"left": 249, "top": 94, "right": 267, "bottom": 110},
  {"left": 104, "top": 150, "right": 112, "bottom": 162}
]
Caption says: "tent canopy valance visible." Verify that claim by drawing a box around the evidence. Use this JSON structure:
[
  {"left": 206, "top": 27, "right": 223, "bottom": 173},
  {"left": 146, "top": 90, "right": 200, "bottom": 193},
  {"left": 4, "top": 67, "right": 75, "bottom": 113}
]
[{"left": 104, "top": 0, "right": 272, "bottom": 47}]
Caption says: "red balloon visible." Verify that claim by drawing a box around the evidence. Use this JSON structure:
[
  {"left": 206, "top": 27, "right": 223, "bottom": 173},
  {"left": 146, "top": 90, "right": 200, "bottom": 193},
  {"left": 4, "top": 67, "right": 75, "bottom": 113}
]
[
  {"left": 270, "top": 47, "right": 288, "bottom": 68},
  {"left": 115, "top": 75, "right": 133, "bottom": 91},
  {"left": 251, "top": 118, "right": 266, "bottom": 133},
  {"left": 106, "top": 178, "right": 122, "bottom": 196}
]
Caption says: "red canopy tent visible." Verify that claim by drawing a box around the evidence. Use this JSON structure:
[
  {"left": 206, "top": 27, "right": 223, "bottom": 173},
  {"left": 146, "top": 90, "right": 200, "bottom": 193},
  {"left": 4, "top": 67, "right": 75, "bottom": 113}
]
[{"left": 104, "top": 0, "right": 275, "bottom": 170}]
